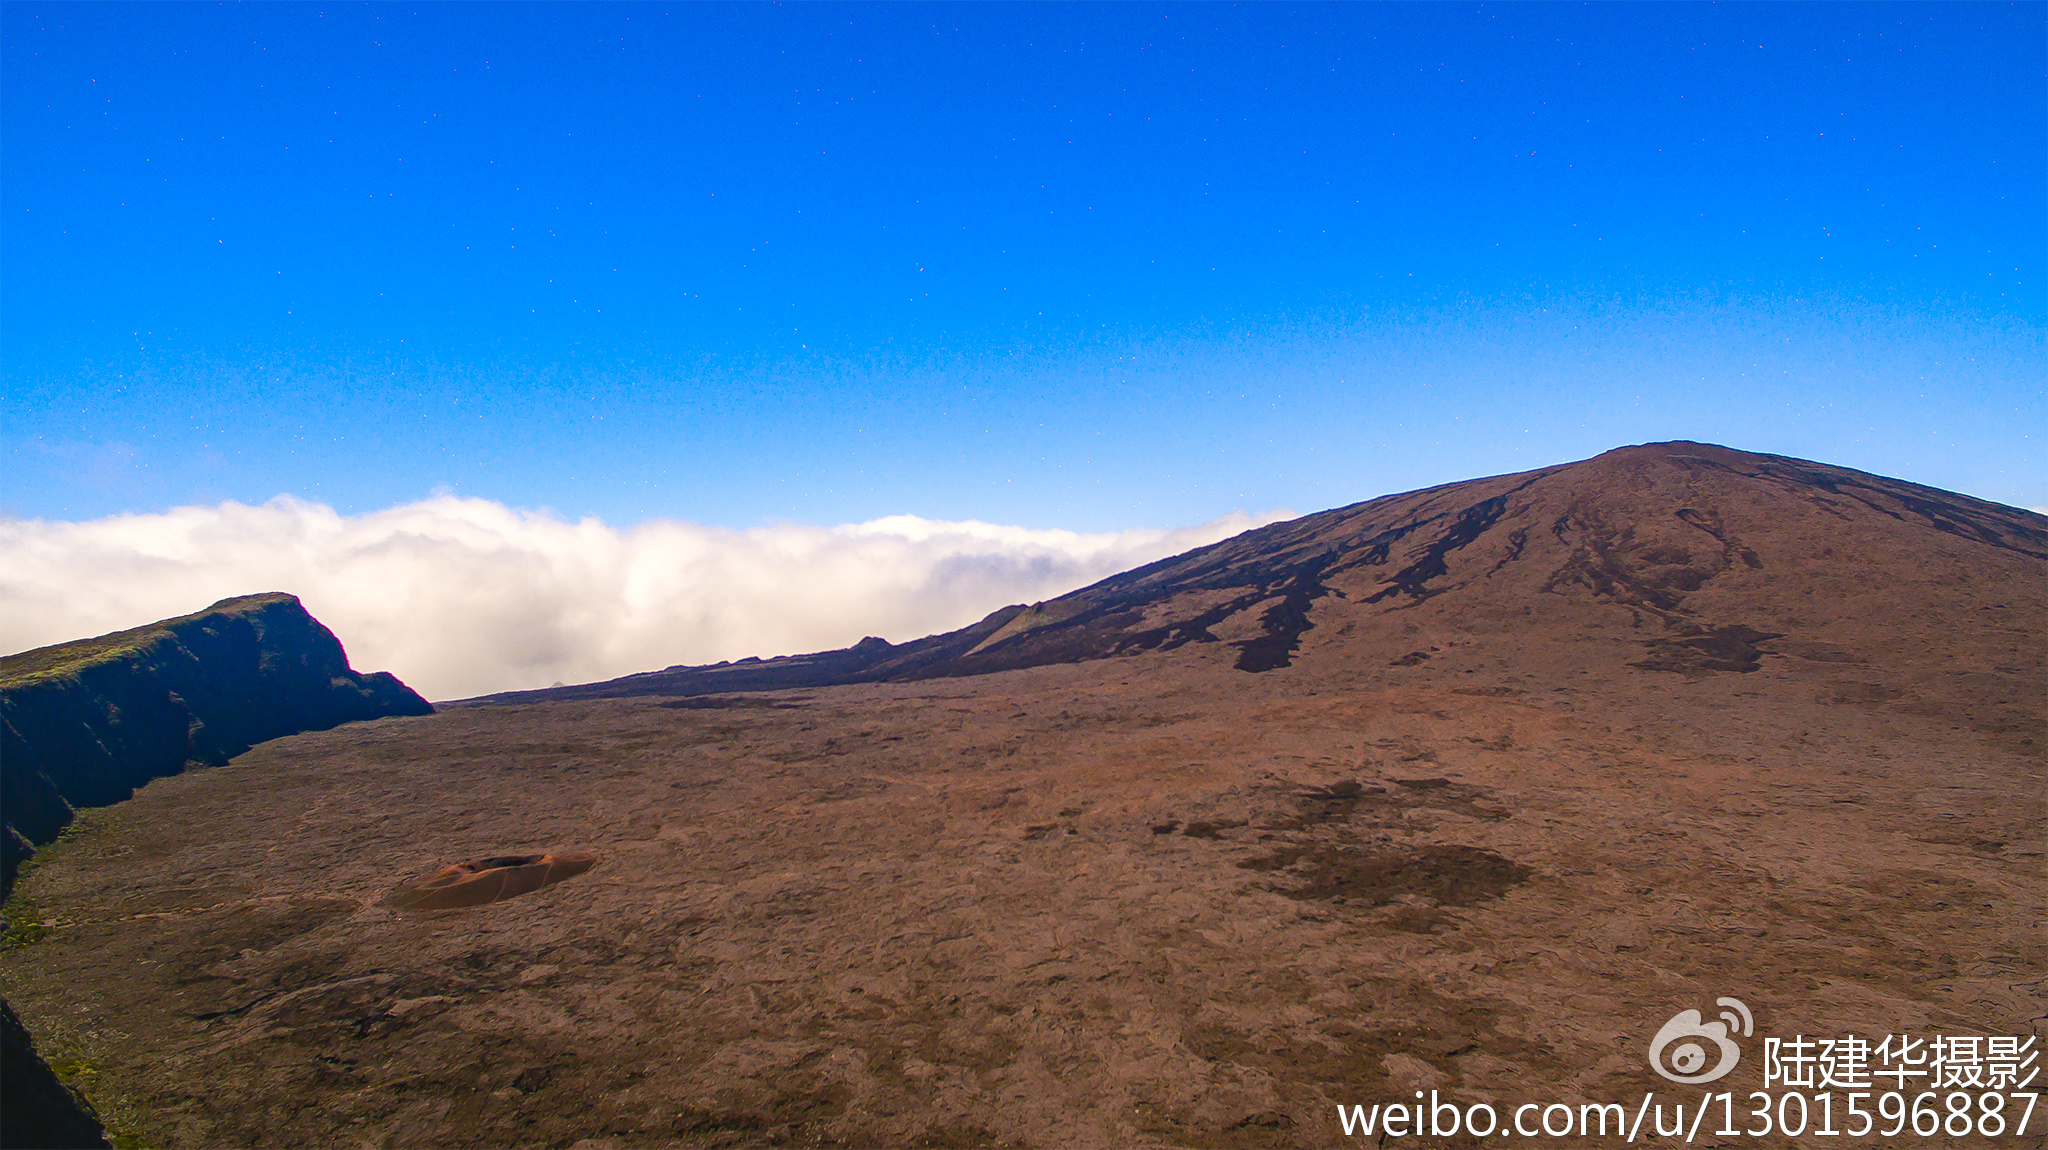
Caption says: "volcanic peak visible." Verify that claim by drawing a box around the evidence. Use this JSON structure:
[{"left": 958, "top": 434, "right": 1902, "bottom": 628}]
[{"left": 466, "top": 441, "right": 2046, "bottom": 705}]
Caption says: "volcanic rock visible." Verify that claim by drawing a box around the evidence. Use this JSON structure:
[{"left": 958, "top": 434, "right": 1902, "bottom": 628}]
[
  {"left": 0, "top": 592, "right": 432, "bottom": 895},
  {"left": 475, "top": 440, "right": 2045, "bottom": 705},
  {"left": 385, "top": 852, "right": 600, "bottom": 911},
  {"left": 0, "top": 443, "right": 2040, "bottom": 1148},
  {"left": 1, "top": 998, "right": 109, "bottom": 1150}
]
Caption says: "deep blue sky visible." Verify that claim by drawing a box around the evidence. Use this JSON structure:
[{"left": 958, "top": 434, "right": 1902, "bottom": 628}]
[{"left": 4, "top": 2, "right": 2041, "bottom": 527}]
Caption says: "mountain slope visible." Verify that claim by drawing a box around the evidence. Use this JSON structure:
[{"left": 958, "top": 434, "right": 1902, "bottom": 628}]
[
  {"left": 4, "top": 441, "right": 2040, "bottom": 1149},
  {"left": 471, "top": 441, "right": 2045, "bottom": 719},
  {"left": 0, "top": 593, "right": 434, "bottom": 895}
]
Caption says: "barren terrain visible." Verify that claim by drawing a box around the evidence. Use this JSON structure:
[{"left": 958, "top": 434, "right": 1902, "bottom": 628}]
[{"left": 3, "top": 443, "right": 2043, "bottom": 1148}]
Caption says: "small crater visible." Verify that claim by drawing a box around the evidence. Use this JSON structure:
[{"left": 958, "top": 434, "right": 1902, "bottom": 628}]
[
  {"left": 385, "top": 852, "right": 598, "bottom": 911},
  {"left": 1240, "top": 843, "right": 1531, "bottom": 907}
]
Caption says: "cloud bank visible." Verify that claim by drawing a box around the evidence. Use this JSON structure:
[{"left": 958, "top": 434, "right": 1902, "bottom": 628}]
[{"left": 0, "top": 497, "right": 1289, "bottom": 700}]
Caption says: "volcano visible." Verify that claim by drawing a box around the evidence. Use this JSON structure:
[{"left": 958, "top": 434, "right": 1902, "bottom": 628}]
[
  {"left": 482, "top": 440, "right": 2044, "bottom": 728},
  {"left": 2, "top": 442, "right": 2041, "bottom": 1149}
]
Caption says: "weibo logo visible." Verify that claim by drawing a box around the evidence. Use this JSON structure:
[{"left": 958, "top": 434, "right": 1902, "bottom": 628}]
[{"left": 1648, "top": 997, "right": 1754, "bottom": 1084}]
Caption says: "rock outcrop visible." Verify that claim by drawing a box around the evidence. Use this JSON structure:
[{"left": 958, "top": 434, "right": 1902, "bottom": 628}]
[
  {"left": 0, "top": 593, "right": 432, "bottom": 896},
  {"left": 1, "top": 999, "right": 109, "bottom": 1150}
]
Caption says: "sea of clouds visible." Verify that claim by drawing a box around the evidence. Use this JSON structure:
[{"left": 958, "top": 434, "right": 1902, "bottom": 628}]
[{"left": 0, "top": 496, "right": 1288, "bottom": 700}]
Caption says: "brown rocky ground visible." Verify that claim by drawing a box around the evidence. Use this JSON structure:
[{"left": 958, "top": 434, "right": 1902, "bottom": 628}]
[{"left": 2, "top": 443, "right": 2043, "bottom": 1148}]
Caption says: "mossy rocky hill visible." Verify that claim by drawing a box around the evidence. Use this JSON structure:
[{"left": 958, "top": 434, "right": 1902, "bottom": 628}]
[{"left": 0, "top": 593, "right": 431, "bottom": 895}]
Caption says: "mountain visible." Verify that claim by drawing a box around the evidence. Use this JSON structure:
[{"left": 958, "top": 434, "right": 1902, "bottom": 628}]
[
  {"left": 0, "top": 593, "right": 433, "bottom": 896},
  {"left": 0, "top": 443, "right": 2039, "bottom": 1149},
  {"left": 472, "top": 441, "right": 2045, "bottom": 716}
]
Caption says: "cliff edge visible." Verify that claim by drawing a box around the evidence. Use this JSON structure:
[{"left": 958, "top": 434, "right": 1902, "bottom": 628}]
[
  {"left": 1, "top": 999, "right": 109, "bottom": 1150},
  {"left": 0, "top": 593, "right": 431, "bottom": 896}
]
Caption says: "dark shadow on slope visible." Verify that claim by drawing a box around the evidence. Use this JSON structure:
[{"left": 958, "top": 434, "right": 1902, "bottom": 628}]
[{"left": 458, "top": 442, "right": 2047, "bottom": 706}]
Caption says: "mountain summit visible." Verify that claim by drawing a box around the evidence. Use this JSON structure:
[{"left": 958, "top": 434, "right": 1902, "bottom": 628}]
[{"left": 477, "top": 441, "right": 2045, "bottom": 711}]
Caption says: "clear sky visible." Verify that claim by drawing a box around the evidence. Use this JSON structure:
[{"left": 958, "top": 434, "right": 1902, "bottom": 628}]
[{"left": 4, "top": 2, "right": 2042, "bottom": 530}]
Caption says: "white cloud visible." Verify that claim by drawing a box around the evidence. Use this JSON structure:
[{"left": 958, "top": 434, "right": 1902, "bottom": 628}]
[{"left": 0, "top": 496, "right": 1289, "bottom": 700}]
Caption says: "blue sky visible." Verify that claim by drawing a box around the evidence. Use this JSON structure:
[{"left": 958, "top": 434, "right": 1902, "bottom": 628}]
[{"left": 5, "top": 2, "right": 2041, "bottom": 529}]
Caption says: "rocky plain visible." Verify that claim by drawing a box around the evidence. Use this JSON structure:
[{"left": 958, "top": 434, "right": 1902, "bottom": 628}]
[{"left": 2, "top": 442, "right": 2042, "bottom": 1148}]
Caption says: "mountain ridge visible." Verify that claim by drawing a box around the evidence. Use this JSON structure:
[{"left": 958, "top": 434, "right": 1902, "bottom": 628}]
[
  {"left": 463, "top": 440, "right": 2046, "bottom": 705},
  {"left": 0, "top": 592, "right": 434, "bottom": 895}
]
